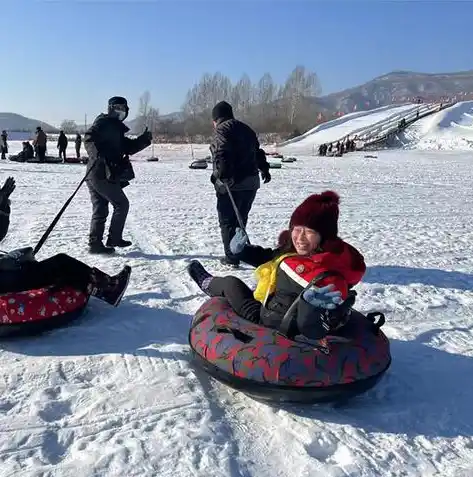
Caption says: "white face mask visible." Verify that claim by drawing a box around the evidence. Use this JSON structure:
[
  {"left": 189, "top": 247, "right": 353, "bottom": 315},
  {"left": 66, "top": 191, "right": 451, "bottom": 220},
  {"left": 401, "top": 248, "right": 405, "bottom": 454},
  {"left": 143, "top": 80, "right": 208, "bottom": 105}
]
[{"left": 116, "top": 110, "right": 126, "bottom": 121}]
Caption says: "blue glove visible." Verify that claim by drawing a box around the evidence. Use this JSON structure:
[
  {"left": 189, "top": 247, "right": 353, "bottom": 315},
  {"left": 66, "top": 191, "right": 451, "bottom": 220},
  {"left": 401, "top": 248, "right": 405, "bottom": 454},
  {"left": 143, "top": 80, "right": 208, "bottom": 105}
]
[
  {"left": 302, "top": 284, "right": 344, "bottom": 310},
  {"left": 230, "top": 227, "right": 249, "bottom": 255}
]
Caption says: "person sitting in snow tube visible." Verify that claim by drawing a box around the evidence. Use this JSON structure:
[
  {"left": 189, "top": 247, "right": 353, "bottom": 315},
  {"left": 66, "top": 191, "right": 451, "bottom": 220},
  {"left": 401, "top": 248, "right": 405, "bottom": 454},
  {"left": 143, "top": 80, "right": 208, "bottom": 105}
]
[
  {"left": 188, "top": 190, "right": 365, "bottom": 340},
  {"left": 0, "top": 176, "right": 131, "bottom": 315}
]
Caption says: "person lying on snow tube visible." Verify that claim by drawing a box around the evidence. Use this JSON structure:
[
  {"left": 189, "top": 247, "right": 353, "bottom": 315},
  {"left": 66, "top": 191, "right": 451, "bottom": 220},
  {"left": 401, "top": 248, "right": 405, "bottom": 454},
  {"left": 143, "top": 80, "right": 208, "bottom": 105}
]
[
  {"left": 188, "top": 190, "right": 366, "bottom": 340},
  {"left": 0, "top": 177, "right": 131, "bottom": 306}
]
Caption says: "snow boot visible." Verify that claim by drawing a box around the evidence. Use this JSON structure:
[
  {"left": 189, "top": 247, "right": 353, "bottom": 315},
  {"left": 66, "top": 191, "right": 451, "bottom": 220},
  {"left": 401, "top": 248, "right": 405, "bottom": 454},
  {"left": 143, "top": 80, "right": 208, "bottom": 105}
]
[
  {"left": 89, "top": 240, "right": 115, "bottom": 255},
  {"left": 88, "top": 265, "right": 132, "bottom": 306},
  {"left": 187, "top": 260, "right": 213, "bottom": 296},
  {"left": 219, "top": 256, "right": 240, "bottom": 269},
  {"left": 106, "top": 238, "right": 132, "bottom": 248}
]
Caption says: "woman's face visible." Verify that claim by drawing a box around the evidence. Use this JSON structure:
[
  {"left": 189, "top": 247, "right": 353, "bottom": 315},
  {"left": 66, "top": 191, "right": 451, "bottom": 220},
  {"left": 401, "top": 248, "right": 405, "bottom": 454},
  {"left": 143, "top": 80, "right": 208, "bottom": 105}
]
[{"left": 291, "top": 226, "right": 321, "bottom": 255}]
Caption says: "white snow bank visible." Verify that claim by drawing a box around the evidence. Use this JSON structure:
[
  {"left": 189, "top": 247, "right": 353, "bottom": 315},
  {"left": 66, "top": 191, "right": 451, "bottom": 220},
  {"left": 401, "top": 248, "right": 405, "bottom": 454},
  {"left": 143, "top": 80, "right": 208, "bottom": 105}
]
[
  {"left": 401, "top": 101, "right": 473, "bottom": 150},
  {"left": 280, "top": 104, "right": 419, "bottom": 154}
]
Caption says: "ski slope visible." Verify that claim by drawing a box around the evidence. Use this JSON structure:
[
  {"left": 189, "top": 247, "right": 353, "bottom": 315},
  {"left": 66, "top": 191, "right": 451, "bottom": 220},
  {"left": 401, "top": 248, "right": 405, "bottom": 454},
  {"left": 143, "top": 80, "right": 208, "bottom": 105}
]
[
  {"left": 1, "top": 142, "right": 473, "bottom": 477},
  {"left": 279, "top": 103, "right": 423, "bottom": 154},
  {"left": 398, "top": 101, "right": 473, "bottom": 150}
]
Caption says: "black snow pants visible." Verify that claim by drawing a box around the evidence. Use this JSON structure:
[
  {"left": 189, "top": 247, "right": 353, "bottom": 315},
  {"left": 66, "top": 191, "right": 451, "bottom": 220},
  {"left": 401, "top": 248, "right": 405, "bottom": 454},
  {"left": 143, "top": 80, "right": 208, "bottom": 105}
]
[
  {"left": 75, "top": 145, "right": 81, "bottom": 158},
  {"left": 0, "top": 253, "right": 92, "bottom": 294},
  {"left": 59, "top": 147, "right": 67, "bottom": 161},
  {"left": 208, "top": 276, "right": 262, "bottom": 323},
  {"left": 36, "top": 146, "right": 46, "bottom": 162},
  {"left": 216, "top": 188, "right": 257, "bottom": 263},
  {"left": 86, "top": 179, "right": 130, "bottom": 245}
]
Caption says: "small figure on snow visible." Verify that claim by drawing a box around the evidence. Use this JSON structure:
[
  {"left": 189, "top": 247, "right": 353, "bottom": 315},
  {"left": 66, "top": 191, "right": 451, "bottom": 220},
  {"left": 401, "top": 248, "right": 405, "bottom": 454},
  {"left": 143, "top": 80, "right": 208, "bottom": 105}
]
[
  {"left": 57, "top": 130, "right": 68, "bottom": 161},
  {"left": 84, "top": 96, "right": 152, "bottom": 255},
  {"left": 209, "top": 100, "right": 271, "bottom": 268},
  {"left": 188, "top": 191, "right": 366, "bottom": 341},
  {"left": 0, "top": 131, "right": 8, "bottom": 160},
  {"left": 33, "top": 126, "right": 48, "bottom": 162},
  {"left": 75, "top": 133, "right": 82, "bottom": 159}
]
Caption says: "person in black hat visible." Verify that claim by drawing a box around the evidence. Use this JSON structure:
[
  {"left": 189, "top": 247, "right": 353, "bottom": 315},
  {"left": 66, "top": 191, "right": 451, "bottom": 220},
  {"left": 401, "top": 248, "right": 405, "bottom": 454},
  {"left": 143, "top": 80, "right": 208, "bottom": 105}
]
[
  {"left": 84, "top": 96, "right": 152, "bottom": 255},
  {"left": 209, "top": 100, "right": 271, "bottom": 268}
]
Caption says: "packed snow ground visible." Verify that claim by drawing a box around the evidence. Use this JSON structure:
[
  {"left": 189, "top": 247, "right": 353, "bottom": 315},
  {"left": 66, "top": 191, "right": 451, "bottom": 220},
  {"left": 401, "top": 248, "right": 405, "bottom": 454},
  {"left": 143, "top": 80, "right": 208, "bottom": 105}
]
[{"left": 1, "top": 140, "right": 473, "bottom": 477}]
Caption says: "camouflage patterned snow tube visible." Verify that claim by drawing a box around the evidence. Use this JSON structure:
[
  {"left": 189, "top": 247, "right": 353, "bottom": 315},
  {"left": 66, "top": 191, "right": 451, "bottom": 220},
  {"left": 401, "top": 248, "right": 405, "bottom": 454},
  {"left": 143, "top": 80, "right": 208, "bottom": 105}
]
[{"left": 189, "top": 297, "right": 391, "bottom": 403}]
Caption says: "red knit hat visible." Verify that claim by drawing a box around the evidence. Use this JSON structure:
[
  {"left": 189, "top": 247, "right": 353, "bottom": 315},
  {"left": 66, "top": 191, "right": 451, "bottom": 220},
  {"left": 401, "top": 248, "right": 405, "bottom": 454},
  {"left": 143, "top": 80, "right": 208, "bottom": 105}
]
[{"left": 279, "top": 191, "right": 340, "bottom": 245}]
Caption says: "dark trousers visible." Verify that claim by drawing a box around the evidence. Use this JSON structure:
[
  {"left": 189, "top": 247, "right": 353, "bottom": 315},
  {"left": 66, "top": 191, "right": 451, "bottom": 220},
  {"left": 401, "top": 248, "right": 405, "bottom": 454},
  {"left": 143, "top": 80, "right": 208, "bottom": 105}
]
[
  {"left": 216, "top": 188, "right": 257, "bottom": 262},
  {"left": 75, "top": 145, "right": 81, "bottom": 158},
  {"left": 59, "top": 147, "right": 67, "bottom": 160},
  {"left": 36, "top": 146, "right": 46, "bottom": 162},
  {"left": 86, "top": 179, "right": 130, "bottom": 244},
  {"left": 0, "top": 254, "right": 91, "bottom": 294},
  {"left": 208, "top": 276, "right": 262, "bottom": 323},
  {"left": 1, "top": 147, "right": 6, "bottom": 159}
]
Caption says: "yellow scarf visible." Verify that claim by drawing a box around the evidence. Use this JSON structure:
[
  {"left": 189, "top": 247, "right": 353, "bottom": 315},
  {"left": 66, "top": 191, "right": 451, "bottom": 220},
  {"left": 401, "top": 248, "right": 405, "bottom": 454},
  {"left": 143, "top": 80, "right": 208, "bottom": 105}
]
[{"left": 253, "top": 253, "right": 297, "bottom": 305}]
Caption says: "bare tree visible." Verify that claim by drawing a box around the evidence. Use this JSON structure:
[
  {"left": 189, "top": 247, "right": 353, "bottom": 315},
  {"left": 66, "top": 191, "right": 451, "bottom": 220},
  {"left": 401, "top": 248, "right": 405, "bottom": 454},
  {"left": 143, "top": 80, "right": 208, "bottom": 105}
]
[
  {"left": 135, "top": 90, "right": 152, "bottom": 131},
  {"left": 60, "top": 119, "right": 78, "bottom": 133}
]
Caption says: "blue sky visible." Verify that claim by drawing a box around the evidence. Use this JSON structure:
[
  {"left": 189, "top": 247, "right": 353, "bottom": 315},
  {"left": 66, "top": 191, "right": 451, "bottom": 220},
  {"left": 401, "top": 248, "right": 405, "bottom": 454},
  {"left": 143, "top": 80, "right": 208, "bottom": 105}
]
[{"left": 1, "top": 0, "right": 472, "bottom": 126}]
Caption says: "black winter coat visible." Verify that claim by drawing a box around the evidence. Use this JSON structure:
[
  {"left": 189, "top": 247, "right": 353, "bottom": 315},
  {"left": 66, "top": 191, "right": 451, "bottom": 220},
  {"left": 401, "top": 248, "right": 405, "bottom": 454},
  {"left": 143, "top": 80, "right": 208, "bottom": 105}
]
[
  {"left": 84, "top": 113, "right": 151, "bottom": 183},
  {"left": 210, "top": 118, "right": 267, "bottom": 184},
  {"left": 57, "top": 133, "right": 68, "bottom": 148},
  {"left": 0, "top": 198, "right": 10, "bottom": 242}
]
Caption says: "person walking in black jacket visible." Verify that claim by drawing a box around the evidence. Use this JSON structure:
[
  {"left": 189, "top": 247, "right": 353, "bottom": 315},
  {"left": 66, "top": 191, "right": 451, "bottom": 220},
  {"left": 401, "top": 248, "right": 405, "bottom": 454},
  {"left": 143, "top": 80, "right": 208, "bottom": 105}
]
[
  {"left": 75, "top": 133, "right": 82, "bottom": 159},
  {"left": 1, "top": 131, "right": 8, "bottom": 160},
  {"left": 57, "top": 130, "right": 68, "bottom": 161},
  {"left": 209, "top": 101, "right": 271, "bottom": 268},
  {"left": 84, "top": 96, "right": 152, "bottom": 255}
]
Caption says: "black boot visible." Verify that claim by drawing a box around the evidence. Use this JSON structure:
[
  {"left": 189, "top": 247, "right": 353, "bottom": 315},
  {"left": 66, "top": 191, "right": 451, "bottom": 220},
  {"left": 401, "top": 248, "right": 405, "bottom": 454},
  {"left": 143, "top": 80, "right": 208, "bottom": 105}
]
[
  {"left": 187, "top": 260, "right": 213, "bottom": 296},
  {"left": 219, "top": 256, "right": 240, "bottom": 269},
  {"left": 106, "top": 238, "right": 132, "bottom": 248},
  {"left": 88, "top": 265, "right": 131, "bottom": 306},
  {"left": 89, "top": 240, "right": 115, "bottom": 255}
]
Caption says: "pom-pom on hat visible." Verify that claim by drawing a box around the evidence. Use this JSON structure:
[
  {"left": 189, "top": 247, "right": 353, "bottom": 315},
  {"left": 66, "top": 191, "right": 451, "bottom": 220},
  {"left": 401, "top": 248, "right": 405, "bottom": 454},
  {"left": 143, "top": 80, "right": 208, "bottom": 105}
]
[{"left": 289, "top": 190, "right": 340, "bottom": 240}]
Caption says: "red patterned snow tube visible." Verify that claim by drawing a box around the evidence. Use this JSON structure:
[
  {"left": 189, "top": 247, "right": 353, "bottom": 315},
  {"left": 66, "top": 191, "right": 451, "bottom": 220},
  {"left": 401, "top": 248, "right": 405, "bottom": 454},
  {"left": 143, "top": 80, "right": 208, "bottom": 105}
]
[
  {"left": 189, "top": 297, "right": 391, "bottom": 403},
  {"left": 0, "top": 287, "right": 89, "bottom": 337}
]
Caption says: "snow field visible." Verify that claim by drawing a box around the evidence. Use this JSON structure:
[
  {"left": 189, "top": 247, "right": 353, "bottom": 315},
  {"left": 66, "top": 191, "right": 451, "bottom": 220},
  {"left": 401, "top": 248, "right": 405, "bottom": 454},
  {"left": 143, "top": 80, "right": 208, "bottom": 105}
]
[{"left": 0, "top": 140, "right": 472, "bottom": 476}]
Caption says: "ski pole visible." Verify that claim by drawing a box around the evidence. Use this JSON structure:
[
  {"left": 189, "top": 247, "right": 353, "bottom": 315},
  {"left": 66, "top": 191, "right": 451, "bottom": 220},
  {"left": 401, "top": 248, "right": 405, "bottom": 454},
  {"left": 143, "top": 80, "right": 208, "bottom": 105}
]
[{"left": 223, "top": 182, "right": 250, "bottom": 244}]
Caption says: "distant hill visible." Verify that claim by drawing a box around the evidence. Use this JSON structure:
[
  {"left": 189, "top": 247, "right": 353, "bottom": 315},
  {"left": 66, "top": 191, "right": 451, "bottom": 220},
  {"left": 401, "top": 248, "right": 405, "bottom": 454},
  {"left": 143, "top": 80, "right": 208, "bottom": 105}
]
[
  {"left": 308, "top": 70, "right": 473, "bottom": 114},
  {"left": 0, "top": 113, "right": 58, "bottom": 133}
]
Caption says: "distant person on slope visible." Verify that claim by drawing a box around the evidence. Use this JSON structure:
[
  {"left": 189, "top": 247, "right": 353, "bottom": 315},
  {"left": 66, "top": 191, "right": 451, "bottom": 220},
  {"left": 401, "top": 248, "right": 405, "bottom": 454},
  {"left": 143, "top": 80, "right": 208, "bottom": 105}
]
[
  {"left": 209, "top": 100, "right": 271, "bottom": 268},
  {"left": 84, "top": 96, "right": 152, "bottom": 255},
  {"left": 57, "top": 130, "right": 68, "bottom": 161},
  {"left": 0, "top": 179, "right": 131, "bottom": 306},
  {"left": 1, "top": 131, "right": 8, "bottom": 160},
  {"left": 33, "top": 126, "right": 47, "bottom": 162}
]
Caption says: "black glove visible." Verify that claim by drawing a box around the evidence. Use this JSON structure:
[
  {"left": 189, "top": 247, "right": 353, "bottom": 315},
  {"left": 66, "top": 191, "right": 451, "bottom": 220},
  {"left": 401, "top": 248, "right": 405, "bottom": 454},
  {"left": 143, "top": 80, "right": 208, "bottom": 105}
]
[
  {"left": 0, "top": 177, "right": 15, "bottom": 204},
  {"left": 261, "top": 170, "right": 271, "bottom": 184}
]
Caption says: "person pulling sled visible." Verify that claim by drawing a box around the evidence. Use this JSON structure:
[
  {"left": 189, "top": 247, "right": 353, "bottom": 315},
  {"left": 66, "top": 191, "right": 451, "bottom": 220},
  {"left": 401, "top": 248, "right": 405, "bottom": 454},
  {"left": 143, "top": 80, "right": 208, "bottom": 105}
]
[
  {"left": 84, "top": 96, "right": 152, "bottom": 255},
  {"left": 188, "top": 191, "right": 366, "bottom": 341}
]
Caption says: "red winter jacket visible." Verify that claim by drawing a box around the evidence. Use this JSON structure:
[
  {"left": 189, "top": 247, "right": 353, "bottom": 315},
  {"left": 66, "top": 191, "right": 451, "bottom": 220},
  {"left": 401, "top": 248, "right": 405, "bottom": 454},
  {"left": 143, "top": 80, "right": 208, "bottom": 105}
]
[{"left": 237, "top": 237, "right": 366, "bottom": 338}]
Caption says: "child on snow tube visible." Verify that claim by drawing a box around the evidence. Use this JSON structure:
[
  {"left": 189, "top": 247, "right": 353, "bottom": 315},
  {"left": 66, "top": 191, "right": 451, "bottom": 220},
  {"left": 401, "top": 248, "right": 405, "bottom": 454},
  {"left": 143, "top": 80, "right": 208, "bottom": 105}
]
[
  {"left": 188, "top": 190, "right": 366, "bottom": 340},
  {"left": 0, "top": 177, "right": 131, "bottom": 307}
]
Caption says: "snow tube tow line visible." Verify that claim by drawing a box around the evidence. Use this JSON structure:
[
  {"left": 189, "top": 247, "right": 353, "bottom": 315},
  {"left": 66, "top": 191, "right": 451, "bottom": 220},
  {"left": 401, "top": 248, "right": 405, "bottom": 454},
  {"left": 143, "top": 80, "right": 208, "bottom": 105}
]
[
  {"left": 189, "top": 297, "right": 391, "bottom": 403},
  {"left": 0, "top": 287, "right": 89, "bottom": 337}
]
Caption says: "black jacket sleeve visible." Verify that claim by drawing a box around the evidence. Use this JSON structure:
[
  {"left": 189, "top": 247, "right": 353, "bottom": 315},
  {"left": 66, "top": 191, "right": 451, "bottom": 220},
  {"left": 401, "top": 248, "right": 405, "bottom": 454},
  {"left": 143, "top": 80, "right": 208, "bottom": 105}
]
[
  {"left": 212, "top": 125, "right": 234, "bottom": 180},
  {"left": 236, "top": 244, "right": 280, "bottom": 268},
  {"left": 256, "top": 148, "right": 270, "bottom": 175},
  {"left": 123, "top": 133, "right": 151, "bottom": 156},
  {"left": 0, "top": 199, "right": 11, "bottom": 242}
]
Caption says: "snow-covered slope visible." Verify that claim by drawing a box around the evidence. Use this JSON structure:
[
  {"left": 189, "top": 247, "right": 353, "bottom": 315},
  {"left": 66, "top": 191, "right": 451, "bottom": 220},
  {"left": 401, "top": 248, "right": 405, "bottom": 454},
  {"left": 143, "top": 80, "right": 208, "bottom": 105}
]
[
  {"left": 398, "top": 101, "right": 473, "bottom": 150},
  {"left": 1, "top": 143, "right": 473, "bottom": 476},
  {"left": 279, "top": 104, "right": 421, "bottom": 154}
]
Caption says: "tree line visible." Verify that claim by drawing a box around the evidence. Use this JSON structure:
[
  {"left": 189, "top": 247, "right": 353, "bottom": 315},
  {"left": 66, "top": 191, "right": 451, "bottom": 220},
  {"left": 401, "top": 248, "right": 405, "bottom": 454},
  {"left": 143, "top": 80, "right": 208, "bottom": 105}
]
[{"left": 60, "top": 65, "right": 322, "bottom": 142}]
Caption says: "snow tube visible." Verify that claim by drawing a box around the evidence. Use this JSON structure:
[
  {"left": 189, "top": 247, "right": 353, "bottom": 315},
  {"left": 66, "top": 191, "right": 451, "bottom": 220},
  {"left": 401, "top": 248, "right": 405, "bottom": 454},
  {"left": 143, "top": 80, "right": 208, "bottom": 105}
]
[
  {"left": 268, "top": 162, "right": 282, "bottom": 169},
  {"left": 64, "top": 157, "right": 83, "bottom": 164},
  {"left": 146, "top": 157, "right": 160, "bottom": 162},
  {"left": 189, "top": 297, "right": 391, "bottom": 403},
  {"left": 189, "top": 160, "right": 208, "bottom": 169},
  {"left": 0, "top": 286, "right": 89, "bottom": 337}
]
